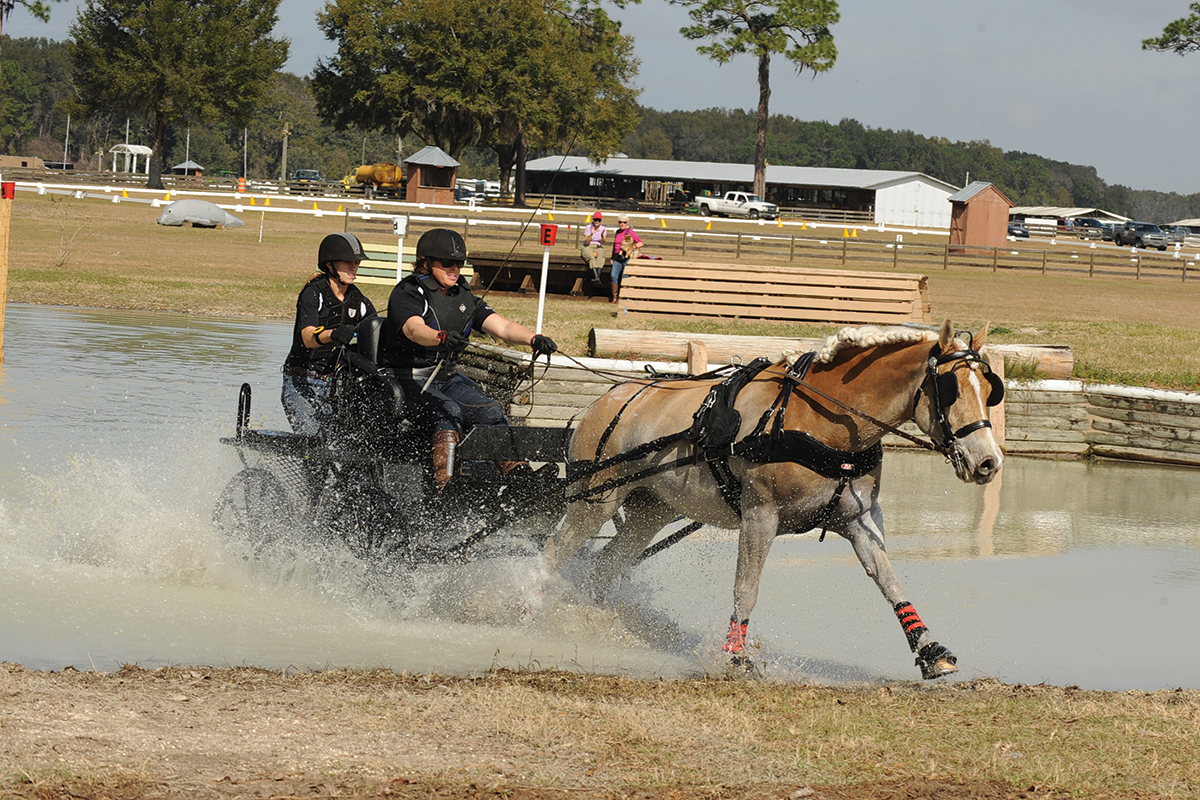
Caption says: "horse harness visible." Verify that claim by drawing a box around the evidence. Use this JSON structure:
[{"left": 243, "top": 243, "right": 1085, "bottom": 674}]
[{"left": 567, "top": 341, "right": 1004, "bottom": 540}]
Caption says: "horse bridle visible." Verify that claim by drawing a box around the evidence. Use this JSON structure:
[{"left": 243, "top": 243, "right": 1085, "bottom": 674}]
[
  {"left": 916, "top": 343, "right": 1005, "bottom": 447},
  {"left": 787, "top": 339, "right": 1004, "bottom": 458}
]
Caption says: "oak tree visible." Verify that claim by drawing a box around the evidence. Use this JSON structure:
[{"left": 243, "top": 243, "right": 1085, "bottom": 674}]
[{"left": 68, "top": 0, "right": 288, "bottom": 188}]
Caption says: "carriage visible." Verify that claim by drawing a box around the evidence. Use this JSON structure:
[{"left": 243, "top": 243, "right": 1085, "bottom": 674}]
[
  {"left": 215, "top": 315, "right": 1004, "bottom": 680},
  {"left": 213, "top": 316, "right": 571, "bottom": 566}
]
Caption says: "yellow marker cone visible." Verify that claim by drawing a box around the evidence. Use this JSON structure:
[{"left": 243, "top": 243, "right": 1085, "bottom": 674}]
[
  {"left": 843, "top": 228, "right": 850, "bottom": 238},
  {"left": 801, "top": 222, "right": 807, "bottom": 230},
  {"left": 250, "top": 196, "right": 256, "bottom": 205},
  {"left": 705, "top": 221, "right": 712, "bottom": 231},
  {"left": 851, "top": 228, "right": 858, "bottom": 238},
  {"left": 313, "top": 201, "right": 319, "bottom": 210},
  {"left": 163, "top": 191, "right": 171, "bottom": 201},
  {"left": 548, "top": 213, "right": 554, "bottom": 221},
  {"left": 121, "top": 188, "right": 128, "bottom": 198},
  {"left": 661, "top": 218, "right": 667, "bottom": 228},
  {"left": 777, "top": 217, "right": 783, "bottom": 227},
  {"left": 264, "top": 197, "right": 271, "bottom": 206},
  {"left": 337, "top": 204, "right": 343, "bottom": 212}
]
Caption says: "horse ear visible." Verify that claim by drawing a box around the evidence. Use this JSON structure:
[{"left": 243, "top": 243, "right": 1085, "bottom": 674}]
[
  {"left": 939, "top": 319, "right": 954, "bottom": 351},
  {"left": 973, "top": 321, "right": 990, "bottom": 351}
]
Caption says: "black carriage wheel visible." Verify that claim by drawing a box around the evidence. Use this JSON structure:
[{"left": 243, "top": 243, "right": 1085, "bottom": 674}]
[
  {"left": 212, "top": 467, "right": 294, "bottom": 557},
  {"left": 315, "top": 481, "right": 412, "bottom": 562}
]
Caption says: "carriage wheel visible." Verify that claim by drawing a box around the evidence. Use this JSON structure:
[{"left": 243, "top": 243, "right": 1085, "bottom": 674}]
[
  {"left": 212, "top": 467, "right": 294, "bottom": 558},
  {"left": 314, "top": 480, "right": 412, "bottom": 562}
]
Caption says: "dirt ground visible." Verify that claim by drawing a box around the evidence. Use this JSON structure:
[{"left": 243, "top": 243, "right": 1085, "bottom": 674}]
[{"left": 4, "top": 664, "right": 1186, "bottom": 800}]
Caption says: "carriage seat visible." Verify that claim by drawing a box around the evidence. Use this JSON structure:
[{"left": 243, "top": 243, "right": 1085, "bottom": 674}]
[
  {"left": 349, "top": 315, "right": 406, "bottom": 423},
  {"left": 356, "top": 315, "right": 387, "bottom": 366}
]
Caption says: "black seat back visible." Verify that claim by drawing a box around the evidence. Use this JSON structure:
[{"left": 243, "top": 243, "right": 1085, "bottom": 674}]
[{"left": 356, "top": 315, "right": 386, "bottom": 365}]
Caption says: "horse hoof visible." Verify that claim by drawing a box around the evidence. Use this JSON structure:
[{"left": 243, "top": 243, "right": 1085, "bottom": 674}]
[{"left": 916, "top": 642, "right": 958, "bottom": 680}]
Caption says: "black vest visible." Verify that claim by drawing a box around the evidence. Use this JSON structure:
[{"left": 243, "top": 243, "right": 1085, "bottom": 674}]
[{"left": 283, "top": 277, "right": 371, "bottom": 374}]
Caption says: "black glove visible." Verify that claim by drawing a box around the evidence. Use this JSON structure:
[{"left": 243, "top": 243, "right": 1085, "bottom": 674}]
[
  {"left": 436, "top": 329, "right": 470, "bottom": 355},
  {"left": 330, "top": 323, "right": 356, "bottom": 346},
  {"left": 531, "top": 334, "right": 557, "bottom": 356}
]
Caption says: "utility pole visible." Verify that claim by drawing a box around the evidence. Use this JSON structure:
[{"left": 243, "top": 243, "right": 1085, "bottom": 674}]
[{"left": 281, "top": 123, "right": 289, "bottom": 181}]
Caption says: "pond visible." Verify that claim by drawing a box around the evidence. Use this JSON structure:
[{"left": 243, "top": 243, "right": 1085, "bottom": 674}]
[{"left": 1, "top": 304, "right": 1197, "bottom": 690}]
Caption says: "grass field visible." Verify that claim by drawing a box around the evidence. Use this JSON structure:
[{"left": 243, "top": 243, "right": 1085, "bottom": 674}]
[{"left": 7, "top": 190, "right": 1200, "bottom": 390}]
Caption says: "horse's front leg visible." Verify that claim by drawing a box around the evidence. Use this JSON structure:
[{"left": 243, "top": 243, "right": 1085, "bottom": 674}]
[
  {"left": 725, "top": 500, "right": 778, "bottom": 656},
  {"left": 841, "top": 502, "right": 958, "bottom": 680}
]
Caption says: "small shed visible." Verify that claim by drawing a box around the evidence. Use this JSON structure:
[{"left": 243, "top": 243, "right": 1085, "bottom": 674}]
[
  {"left": 404, "top": 145, "right": 459, "bottom": 205},
  {"left": 948, "top": 181, "right": 1013, "bottom": 251},
  {"left": 109, "top": 144, "right": 153, "bottom": 175},
  {"left": 171, "top": 160, "right": 204, "bottom": 177}
]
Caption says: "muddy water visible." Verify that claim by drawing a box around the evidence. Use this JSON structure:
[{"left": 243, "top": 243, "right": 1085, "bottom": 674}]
[{"left": 2, "top": 305, "right": 1198, "bottom": 690}]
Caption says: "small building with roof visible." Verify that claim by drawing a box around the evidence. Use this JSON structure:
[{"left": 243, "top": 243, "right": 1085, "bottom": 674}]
[
  {"left": 523, "top": 155, "right": 958, "bottom": 228},
  {"left": 404, "top": 145, "right": 459, "bottom": 205},
  {"left": 171, "top": 160, "right": 204, "bottom": 177},
  {"left": 948, "top": 181, "right": 1012, "bottom": 251}
]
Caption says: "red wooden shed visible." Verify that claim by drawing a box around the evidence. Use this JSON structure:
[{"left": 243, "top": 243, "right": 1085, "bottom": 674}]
[
  {"left": 948, "top": 181, "right": 1013, "bottom": 251},
  {"left": 404, "top": 146, "right": 459, "bottom": 205}
]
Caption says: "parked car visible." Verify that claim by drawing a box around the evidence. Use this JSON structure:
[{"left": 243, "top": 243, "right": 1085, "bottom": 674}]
[
  {"left": 1166, "top": 226, "right": 1191, "bottom": 245},
  {"left": 1007, "top": 221, "right": 1030, "bottom": 238},
  {"left": 1113, "top": 221, "right": 1168, "bottom": 251},
  {"left": 1073, "top": 218, "right": 1109, "bottom": 239},
  {"left": 695, "top": 191, "right": 779, "bottom": 220},
  {"left": 292, "top": 169, "right": 322, "bottom": 182}
]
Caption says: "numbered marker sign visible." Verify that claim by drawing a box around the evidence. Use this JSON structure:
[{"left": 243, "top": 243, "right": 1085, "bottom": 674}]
[
  {"left": 392, "top": 215, "right": 408, "bottom": 236},
  {"left": 539, "top": 223, "right": 558, "bottom": 247}
]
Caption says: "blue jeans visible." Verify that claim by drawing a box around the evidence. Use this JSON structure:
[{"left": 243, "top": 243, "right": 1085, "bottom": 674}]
[
  {"left": 398, "top": 372, "right": 507, "bottom": 436},
  {"left": 282, "top": 372, "right": 332, "bottom": 436},
  {"left": 610, "top": 254, "right": 630, "bottom": 285}
]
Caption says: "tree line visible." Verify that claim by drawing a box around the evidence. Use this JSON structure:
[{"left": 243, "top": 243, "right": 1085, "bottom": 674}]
[{"left": 3, "top": 31, "right": 1198, "bottom": 222}]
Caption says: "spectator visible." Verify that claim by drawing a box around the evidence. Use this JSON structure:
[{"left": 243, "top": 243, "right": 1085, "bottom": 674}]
[
  {"left": 610, "top": 215, "right": 642, "bottom": 304},
  {"left": 580, "top": 211, "right": 607, "bottom": 284}
]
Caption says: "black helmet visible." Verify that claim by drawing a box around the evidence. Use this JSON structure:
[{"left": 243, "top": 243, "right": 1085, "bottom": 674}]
[
  {"left": 318, "top": 233, "right": 370, "bottom": 272},
  {"left": 416, "top": 228, "right": 468, "bottom": 261}
]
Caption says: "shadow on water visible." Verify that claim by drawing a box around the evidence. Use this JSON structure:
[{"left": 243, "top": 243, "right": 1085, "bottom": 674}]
[{"left": 2, "top": 305, "right": 1199, "bottom": 690}]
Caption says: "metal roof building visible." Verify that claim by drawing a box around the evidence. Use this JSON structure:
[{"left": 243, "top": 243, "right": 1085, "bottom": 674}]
[
  {"left": 1009, "top": 206, "right": 1129, "bottom": 223},
  {"left": 524, "top": 155, "right": 958, "bottom": 228}
]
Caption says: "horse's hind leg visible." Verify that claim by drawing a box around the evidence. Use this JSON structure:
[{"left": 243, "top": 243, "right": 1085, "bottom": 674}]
[
  {"left": 591, "top": 490, "right": 680, "bottom": 599},
  {"left": 843, "top": 503, "right": 958, "bottom": 680},
  {"left": 542, "top": 493, "right": 623, "bottom": 577}
]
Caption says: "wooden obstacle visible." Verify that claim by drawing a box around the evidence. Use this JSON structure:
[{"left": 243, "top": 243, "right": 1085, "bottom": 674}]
[{"left": 618, "top": 259, "right": 931, "bottom": 325}]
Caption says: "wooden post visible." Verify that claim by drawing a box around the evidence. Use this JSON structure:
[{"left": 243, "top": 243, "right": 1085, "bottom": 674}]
[
  {"left": 681, "top": 232, "right": 688, "bottom": 256},
  {"left": 1089, "top": 251, "right": 1094, "bottom": 277},
  {"left": 892, "top": 243, "right": 899, "bottom": 268},
  {"left": 0, "top": 181, "right": 12, "bottom": 362},
  {"left": 991, "top": 247, "right": 998, "bottom": 273},
  {"left": 789, "top": 235, "right": 795, "bottom": 262},
  {"left": 686, "top": 340, "right": 708, "bottom": 375},
  {"left": 1136, "top": 254, "right": 1141, "bottom": 279},
  {"left": 735, "top": 233, "right": 742, "bottom": 260},
  {"left": 1041, "top": 250, "right": 1047, "bottom": 275},
  {"left": 841, "top": 238, "right": 848, "bottom": 266},
  {"left": 943, "top": 244, "right": 949, "bottom": 270}
]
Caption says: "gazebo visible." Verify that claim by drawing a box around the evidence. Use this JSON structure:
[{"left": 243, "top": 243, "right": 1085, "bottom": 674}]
[
  {"left": 172, "top": 160, "right": 204, "bottom": 177},
  {"left": 109, "top": 144, "right": 153, "bottom": 175},
  {"left": 404, "top": 145, "right": 459, "bottom": 205}
]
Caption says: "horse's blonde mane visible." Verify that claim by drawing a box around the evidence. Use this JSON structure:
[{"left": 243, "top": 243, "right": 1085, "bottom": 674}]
[{"left": 784, "top": 325, "right": 937, "bottom": 366}]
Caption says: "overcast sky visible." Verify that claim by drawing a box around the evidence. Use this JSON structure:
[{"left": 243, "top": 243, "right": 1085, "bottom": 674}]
[{"left": 8, "top": 0, "right": 1197, "bottom": 194}]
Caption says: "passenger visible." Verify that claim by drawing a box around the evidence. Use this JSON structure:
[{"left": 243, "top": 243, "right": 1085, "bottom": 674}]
[
  {"left": 281, "top": 233, "right": 378, "bottom": 436},
  {"left": 381, "top": 228, "right": 557, "bottom": 490},
  {"left": 580, "top": 211, "right": 607, "bottom": 284},
  {"left": 609, "top": 214, "right": 642, "bottom": 304}
]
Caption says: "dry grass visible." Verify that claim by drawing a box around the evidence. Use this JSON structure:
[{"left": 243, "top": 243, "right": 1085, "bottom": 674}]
[
  {"left": 2, "top": 665, "right": 1197, "bottom": 799},
  {"left": 9, "top": 191, "right": 1200, "bottom": 389}
]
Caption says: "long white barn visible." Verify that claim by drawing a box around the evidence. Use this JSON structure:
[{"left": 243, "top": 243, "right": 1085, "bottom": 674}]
[{"left": 524, "top": 155, "right": 957, "bottom": 229}]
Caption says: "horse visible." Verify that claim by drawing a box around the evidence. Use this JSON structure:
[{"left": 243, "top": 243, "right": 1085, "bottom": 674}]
[{"left": 541, "top": 319, "right": 1004, "bottom": 680}]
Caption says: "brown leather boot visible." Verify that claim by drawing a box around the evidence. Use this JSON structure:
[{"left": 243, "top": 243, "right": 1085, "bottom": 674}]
[
  {"left": 431, "top": 430, "right": 460, "bottom": 491},
  {"left": 610, "top": 284, "right": 619, "bottom": 304},
  {"left": 497, "top": 460, "right": 533, "bottom": 477}
]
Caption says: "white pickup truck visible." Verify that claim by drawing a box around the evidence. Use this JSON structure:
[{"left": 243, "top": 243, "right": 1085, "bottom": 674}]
[{"left": 696, "top": 191, "right": 779, "bottom": 220}]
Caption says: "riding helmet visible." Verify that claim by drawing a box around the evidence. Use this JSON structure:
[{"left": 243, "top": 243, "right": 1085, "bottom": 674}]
[
  {"left": 416, "top": 228, "right": 468, "bottom": 262},
  {"left": 318, "top": 232, "right": 370, "bottom": 271}
]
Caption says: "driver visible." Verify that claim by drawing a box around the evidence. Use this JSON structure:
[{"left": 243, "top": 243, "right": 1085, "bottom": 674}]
[
  {"left": 281, "top": 232, "right": 378, "bottom": 436},
  {"left": 381, "top": 228, "right": 556, "bottom": 490}
]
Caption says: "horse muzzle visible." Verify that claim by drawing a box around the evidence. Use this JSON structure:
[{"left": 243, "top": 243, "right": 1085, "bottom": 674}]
[{"left": 948, "top": 441, "right": 1003, "bottom": 485}]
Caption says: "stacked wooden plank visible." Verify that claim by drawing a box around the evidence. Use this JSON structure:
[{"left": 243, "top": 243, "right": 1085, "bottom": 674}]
[{"left": 618, "top": 259, "right": 931, "bottom": 325}]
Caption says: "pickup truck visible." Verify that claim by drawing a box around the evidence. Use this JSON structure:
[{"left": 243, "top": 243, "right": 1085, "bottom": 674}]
[
  {"left": 696, "top": 191, "right": 779, "bottom": 220},
  {"left": 1113, "top": 221, "right": 1168, "bottom": 251}
]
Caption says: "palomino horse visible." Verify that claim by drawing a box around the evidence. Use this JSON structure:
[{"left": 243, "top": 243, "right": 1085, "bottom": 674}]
[{"left": 542, "top": 320, "right": 1004, "bottom": 679}]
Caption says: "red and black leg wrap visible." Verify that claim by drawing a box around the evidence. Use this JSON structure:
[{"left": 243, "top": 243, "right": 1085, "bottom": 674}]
[
  {"left": 723, "top": 618, "right": 749, "bottom": 654},
  {"left": 894, "top": 602, "right": 928, "bottom": 651}
]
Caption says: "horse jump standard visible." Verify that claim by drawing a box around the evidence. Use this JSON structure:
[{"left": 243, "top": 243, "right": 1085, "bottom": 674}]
[{"left": 619, "top": 259, "right": 931, "bottom": 325}]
